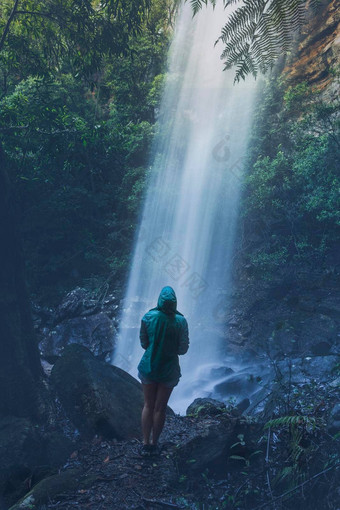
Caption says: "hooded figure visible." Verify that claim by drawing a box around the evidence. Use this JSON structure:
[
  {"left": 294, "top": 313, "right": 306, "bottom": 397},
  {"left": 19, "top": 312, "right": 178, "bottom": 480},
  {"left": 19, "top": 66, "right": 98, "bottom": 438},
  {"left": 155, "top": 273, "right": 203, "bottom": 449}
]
[{"left": 138, "top": 286, "right": 189, "bottom": 386}]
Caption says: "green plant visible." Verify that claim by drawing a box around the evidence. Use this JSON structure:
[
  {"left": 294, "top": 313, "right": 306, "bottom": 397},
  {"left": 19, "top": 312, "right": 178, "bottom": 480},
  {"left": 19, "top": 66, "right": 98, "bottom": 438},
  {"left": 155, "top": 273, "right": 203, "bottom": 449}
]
[
  {"left": 264, "top": 414, "right": 322, "bottom": 491},
  {"left": 264, "top": 415, "right": 317, "bottom": 430},
  {"left": 229, "top": 434, "right": 262, "bottom": 470},
  {"left": 0, "top": 0, "right": 172, "bottom": 302},
  {"left": 240, "top": 76, "right": 339, "bottom": 280},
  {"left": 188, "top": 0, "right": 321, "bottom": 82}
]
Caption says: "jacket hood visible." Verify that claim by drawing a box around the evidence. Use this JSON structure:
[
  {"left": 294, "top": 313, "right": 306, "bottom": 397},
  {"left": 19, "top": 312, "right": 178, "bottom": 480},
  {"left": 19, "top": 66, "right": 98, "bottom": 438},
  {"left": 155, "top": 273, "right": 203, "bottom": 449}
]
[{"left": 157, "top": 286, "right": 177, "bottom": 314}]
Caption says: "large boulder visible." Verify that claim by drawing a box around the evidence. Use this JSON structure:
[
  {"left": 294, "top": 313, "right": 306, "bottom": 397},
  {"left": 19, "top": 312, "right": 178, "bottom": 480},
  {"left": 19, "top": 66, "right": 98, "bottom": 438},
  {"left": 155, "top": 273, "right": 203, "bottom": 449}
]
[
  {"left": 0, "top": 416, "right": 73, "bottom": 507},
  {"left": 51, "top": 344, "right": 143, "bottom": 440},
  {"left": 173, "top": 413, "right": 263, "bottom": 474},
  {"left": 174, "top": 415, "right": 236, "bottom": 472},
  {"left": 186, "top": 398, "right": 226, "bottom": 417}
]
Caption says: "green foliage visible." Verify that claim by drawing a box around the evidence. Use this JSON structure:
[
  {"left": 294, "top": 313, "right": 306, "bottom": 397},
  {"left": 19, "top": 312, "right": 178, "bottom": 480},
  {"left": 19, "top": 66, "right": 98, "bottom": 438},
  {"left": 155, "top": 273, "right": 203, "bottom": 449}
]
[
  {"left": 264, "top": 412, "right": 326, "bottom": 492},
  {"left": 188, "top": 0, "right": 322, "bottom": 82},
  {"left": 241, "top": 76, "right": 340, "bottom": 279},
  {"left": 264, "top": 415, "right": 317, "bottom": 430},
  {"left": 0, "top": 0, "right": 172, "bottom": 301},
  {"left": 229, "top": 450, "right": 262, "bottom": 467},
  {"left": 229, "top": 434, "right": 263, "bottom": 470},
  {"left": 283, "top": 82, "right": 311, "bottom": 110},
  {"left": 0, "top": 0, "right": 152, "bottom": 89}
]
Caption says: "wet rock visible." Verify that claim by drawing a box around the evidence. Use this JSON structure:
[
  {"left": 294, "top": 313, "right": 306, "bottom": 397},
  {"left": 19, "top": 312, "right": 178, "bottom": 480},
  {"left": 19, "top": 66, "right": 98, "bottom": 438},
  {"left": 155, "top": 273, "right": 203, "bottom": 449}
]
[
  {"left": 175, "top": 415, "right": 236, "bottom": 472},
  {"left": 241, "top": 349, "right": 262, "bottom": 362},
  {"left": 35, "top": 288, "right": 119, "bottom": 361},
  {"left": 39, "top": 312, "right": 115, "bottom": 360},
  {"left": 329, "top": 377, "right": 340, "bottom": 388},
  {"left": 277, "top": 355, "right": 339, "bottom": 383},
  {"left": 41, "top": 359, "right": 54, "bottom": 376},
  {"left": 54, "top": 287, "right": 119, "bottom": 323},
  {"left": 186, "top": 398, "right": 226, "bottom": 417},
  {"left": 236, "top": 398, "right": 250, "bottom": 414},
  {"left": 51, "top": 344, "right": 143, "bottom": 440},
  {"left": 56, "top": 287, "right": 90, "bottom": 322},
  {"left": 209, "top": 367, "right": 234, "bottom": 379},
  {"left": 224, "top": 268, "right": 340, "bottom": 361},
  {"left": 328, "top": 403, "right": 340, "bottom": 435},
  {"left": 298, "top": 314, "right": 337, "bottom": 352},
  {"left": 214, "top": 373, "right": 262, "bottom": 398},
  {"left": 245, "top": 387, "right": 271, "bottom": 416}
]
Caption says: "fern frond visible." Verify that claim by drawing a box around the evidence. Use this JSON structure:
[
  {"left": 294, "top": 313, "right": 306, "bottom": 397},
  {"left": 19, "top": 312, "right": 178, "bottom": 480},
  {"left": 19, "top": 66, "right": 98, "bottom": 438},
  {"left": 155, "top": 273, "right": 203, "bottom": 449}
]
[
  {"left": 223, "top": 0, "right": 242, "bottom": 5},
  {"left": 266, "top": 0, "right": 307, "bottom": 51},
  {"left": 188, "top": 0, "right": 320, "bottom": 81},
  {"left": 220, "top": 21, "right": 257, "bottom": 59},
  {"left": 188, "top": 0, "right": 220, "bottom": 15},
  {"left": 232, "top": 50, "right": 258, "bottom": 83},
  {"left": 189, "top": 0, "right": 207, "bottom": 16},
  {"left": 264, "top": 415, "right": 317, "bottom": 430},
  {"left": 219, "top": 0, "right": 266, "bottom": 44}
]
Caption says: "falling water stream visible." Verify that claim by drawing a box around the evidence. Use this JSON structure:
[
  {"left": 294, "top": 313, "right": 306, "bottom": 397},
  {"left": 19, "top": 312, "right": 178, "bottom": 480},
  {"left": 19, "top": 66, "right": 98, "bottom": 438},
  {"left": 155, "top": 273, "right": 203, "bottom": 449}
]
[{"left": 113, "top": 2, "right": 258, "bottom": 413}]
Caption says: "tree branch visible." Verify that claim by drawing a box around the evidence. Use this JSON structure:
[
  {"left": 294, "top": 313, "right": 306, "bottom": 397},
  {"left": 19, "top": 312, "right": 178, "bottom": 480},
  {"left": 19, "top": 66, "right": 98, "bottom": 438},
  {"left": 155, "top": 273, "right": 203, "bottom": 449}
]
[{"left": 0, "top": 0, "right": 20, "bottom": 53}]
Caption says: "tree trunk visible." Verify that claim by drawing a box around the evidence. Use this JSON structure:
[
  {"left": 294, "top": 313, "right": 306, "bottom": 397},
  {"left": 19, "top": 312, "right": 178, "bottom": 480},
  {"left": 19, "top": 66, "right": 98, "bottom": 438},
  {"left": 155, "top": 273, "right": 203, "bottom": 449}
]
[{"left": 0, "top": 145, "right": 43, "bottom": 419}]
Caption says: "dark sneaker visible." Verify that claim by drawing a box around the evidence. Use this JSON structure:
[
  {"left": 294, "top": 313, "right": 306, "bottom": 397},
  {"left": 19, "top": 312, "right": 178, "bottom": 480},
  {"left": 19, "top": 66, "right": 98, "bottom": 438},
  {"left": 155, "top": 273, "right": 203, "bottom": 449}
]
[
  {"left": 149, "top": 444, "right": 161, "bottom": 456},
  {"left": 140, "top": 444, "right": 152, "bottom": 456}
]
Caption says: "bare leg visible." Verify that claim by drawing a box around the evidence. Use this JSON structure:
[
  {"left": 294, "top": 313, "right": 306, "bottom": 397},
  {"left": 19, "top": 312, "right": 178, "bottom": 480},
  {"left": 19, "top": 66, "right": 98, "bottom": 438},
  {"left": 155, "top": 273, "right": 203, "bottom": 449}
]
[
  {"left": 152, "top": 384, "right": 173, "bottom": 445},
  {"left": 141, "top": 383, "right": 157, "bottom": 445}
]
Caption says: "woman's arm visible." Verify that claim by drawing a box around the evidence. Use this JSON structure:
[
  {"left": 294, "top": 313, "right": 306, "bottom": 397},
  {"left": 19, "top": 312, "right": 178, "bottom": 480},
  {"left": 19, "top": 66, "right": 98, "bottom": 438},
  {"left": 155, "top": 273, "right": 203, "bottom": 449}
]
[
  {"left": 178, "top": 318, "right": 189, "bottom": 355},
  {"left": 140, "top": 319, "right": 149, "bottom": 349}
]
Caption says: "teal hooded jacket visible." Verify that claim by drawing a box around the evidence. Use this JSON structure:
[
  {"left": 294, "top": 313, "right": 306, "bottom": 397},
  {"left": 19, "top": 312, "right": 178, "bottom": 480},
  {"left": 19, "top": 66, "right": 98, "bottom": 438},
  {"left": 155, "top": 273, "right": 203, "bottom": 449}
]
[{"left": 137, "top": 286, "right": 189, "bottom": 383}]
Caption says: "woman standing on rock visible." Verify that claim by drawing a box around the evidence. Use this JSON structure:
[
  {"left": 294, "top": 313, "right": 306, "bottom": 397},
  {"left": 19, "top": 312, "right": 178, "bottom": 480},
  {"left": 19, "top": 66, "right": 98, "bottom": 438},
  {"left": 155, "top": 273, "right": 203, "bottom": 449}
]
[{"left": 138, "top": 286, "right": 189, "bottom": 455}]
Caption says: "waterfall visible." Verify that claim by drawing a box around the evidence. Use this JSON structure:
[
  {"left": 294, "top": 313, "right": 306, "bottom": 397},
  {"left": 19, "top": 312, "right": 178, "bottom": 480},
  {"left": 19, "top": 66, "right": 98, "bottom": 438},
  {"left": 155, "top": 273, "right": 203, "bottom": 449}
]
[{"left": 113, "top": 2, "right": 257, "bottom": 413}]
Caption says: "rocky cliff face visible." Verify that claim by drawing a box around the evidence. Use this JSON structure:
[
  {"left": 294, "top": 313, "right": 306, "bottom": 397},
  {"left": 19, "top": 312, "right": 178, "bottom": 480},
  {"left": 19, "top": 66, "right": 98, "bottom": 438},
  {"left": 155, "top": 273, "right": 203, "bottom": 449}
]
[{"left": 284, "top": 0, "right": 340, "bottom": 100}]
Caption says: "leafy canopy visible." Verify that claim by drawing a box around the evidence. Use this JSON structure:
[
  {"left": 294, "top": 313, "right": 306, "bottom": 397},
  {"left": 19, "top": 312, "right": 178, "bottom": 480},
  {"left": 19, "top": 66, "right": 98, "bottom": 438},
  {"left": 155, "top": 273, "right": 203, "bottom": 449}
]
[
  {"left": 0, "top": 0, "right": 151, "bottom": 88},
  {"left": 0, "top": 0, "right": 171, "bottom": 301}
]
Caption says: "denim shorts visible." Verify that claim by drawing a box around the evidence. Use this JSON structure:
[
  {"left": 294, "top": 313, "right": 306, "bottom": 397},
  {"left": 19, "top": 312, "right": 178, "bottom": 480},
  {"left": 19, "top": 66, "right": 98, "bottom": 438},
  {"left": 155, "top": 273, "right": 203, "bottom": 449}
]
[{"left": 138, "top": 371, "right": 179, "bottom": 388}]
